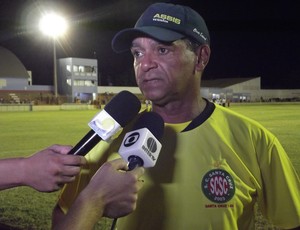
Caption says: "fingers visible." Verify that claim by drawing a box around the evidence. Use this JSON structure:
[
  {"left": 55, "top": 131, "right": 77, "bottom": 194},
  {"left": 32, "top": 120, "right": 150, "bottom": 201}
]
[
  {"left": 49, "top": 144, "right": 73, "bottom": 154},
  {"left": 42, "top": 145, "right": 87, "bottom": 166},
  {"left": 59, "top": 165, "right": 82, "bottom": 177},
  {"left": 129, "top": 167, "right": 145, "bottom": 191},
  {"left": 24, "top": 145, "right": 87, "bottom": 192},
  {"left": 109, "top": 158, "right": 145, "bottom": 180},
  {"left": 108, "top": 158, "right": 129, "bottom": 171},
  {"left": 130, "top": 166, "right": 145, "bottom": 178},
  {"left": 108, "top": 158, "right": 145, "bottom": 176},
  {"left": 58, "top": 175, "right": 77, "bottom": 184},
  {"left": 107, "top": 158, "right": 145, "bottom": 189},
  {"left": 86, "top": 158, "right": 145, "bottom": 218},
  {"left": 59, "top": 153, "right": 87, "bottom": 167},
  {"left": 69, "top": 155, "right": 87, "bottom": 166}
]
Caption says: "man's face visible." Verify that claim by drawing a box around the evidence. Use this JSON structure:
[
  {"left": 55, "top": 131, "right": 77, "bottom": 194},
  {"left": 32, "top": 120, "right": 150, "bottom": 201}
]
[{"left": 130, "top": 37, "right": 198, "bottom": 106}]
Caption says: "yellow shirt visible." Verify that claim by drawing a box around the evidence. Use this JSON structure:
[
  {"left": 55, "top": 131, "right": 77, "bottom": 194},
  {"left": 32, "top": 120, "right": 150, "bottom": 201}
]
[{"left": 58, "top": 103, "right": 300, "bottom": 229}]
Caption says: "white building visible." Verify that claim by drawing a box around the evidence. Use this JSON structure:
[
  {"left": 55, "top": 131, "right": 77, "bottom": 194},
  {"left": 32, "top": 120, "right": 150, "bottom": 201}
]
[
  {"left": 57, "top": 58, "right": 98, "bottom": 103},
  {"left": 201, "top": 77, "right": 300, "bottom": 102}
]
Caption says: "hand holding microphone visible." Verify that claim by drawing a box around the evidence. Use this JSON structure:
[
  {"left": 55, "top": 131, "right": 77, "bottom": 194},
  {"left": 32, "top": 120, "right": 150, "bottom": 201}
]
[
  {"left": 53, "top": 158, "right": 145, "bottom": 230},
  {"left": 68, "top": 91, "right": 141, "bottom": 156},
  {"left": 110, "top": 112, "right": 164, "bottom": 230}
]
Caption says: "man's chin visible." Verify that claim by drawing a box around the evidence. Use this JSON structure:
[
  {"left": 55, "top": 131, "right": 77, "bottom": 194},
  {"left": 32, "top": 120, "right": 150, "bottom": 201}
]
[{"left": 143, "top": 91, "right": 159, "bottom": 100}]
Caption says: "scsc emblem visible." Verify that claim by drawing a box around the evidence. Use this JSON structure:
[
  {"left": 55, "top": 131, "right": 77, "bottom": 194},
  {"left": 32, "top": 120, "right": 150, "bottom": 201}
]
[{"left": 202, "top": 169, "right": 235, "bottom": 203}]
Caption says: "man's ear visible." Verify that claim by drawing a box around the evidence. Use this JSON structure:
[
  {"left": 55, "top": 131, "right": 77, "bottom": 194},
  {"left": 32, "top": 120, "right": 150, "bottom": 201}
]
[{"left": 195, "top": 45, "right": 210, "bottom": 71}]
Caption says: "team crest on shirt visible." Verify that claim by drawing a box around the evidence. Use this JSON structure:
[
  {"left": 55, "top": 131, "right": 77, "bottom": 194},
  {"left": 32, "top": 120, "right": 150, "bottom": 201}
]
[{"left": 202, "top": 169, "right": 235, "bottom": 203}]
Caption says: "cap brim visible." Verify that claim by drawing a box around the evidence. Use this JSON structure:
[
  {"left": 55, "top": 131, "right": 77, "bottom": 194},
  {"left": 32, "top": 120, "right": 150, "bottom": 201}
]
[{"left": 112, "top": 26, "right": 185, "bottom": 53}]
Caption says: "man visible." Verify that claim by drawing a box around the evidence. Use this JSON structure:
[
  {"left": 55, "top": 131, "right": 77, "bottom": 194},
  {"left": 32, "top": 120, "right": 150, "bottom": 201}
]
[{"left": 52, "top": 3, "right": 300, "bottom": 229}]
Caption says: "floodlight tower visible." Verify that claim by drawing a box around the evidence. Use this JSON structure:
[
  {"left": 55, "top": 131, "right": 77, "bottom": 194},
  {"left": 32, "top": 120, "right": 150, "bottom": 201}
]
[{"left": 39, "top": 13, "right": 67, "bottom": 98}]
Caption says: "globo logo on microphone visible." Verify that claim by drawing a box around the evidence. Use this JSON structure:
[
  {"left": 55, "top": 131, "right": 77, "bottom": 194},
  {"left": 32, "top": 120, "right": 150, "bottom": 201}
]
[
  {"left": 119, "top": 128, "right": 162, "bottom": 168},
  {"left": 124, "top": 132, "right": 140, "bottom": 147},
  {"left": 124, "top": 132, "right": 158, "bottom": 153}
]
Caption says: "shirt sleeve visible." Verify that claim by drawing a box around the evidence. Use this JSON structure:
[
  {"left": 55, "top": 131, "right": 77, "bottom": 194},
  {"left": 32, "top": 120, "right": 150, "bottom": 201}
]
[
  {"left": 257, "top": 136, "right": 300, "bottom": 229},
  {"left": 58, "top": 165, "right": 93, "bottom": 214}
]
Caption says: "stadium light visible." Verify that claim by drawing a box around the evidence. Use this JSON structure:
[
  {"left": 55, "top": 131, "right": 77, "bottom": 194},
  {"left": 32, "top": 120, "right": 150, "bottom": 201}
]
[{"left": 39, "top": 12, "right": 68, "bottom": 98}]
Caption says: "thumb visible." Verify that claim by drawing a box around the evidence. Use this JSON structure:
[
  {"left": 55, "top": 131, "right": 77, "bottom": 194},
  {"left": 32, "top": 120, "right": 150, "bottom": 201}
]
[{"left": 109, "top": 158, "right": 129, "bottom": 171}]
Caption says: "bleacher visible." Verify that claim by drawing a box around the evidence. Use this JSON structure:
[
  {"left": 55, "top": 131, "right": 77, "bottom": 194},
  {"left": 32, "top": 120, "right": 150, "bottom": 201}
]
[{"left": 0, "top": 90, "right": 64, "bottom": 105}]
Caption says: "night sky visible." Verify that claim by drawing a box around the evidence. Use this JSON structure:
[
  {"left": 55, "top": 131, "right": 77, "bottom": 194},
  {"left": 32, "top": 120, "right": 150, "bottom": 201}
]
[{"left": 1, "top": 0, "right": 300, "bottom": 89}]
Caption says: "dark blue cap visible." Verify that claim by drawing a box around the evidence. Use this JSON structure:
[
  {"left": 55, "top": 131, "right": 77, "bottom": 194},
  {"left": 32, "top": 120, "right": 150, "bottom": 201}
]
[{"left": 112, "top": 3, "right": 210, "bottom": 53}]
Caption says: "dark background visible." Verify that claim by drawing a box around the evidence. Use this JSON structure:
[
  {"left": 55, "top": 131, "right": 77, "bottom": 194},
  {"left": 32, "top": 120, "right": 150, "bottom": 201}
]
[{"left": 1, "top": 0, "right": 300, "bottom": 89}]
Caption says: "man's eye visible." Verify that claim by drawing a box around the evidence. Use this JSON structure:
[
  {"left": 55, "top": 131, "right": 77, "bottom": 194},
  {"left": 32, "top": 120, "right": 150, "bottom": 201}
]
[
  {"left": 158, "top": 47, "right": 168, "bottom": 54},
  {"left": 131, "top": 50, "right": 142, "bottom": 58}
]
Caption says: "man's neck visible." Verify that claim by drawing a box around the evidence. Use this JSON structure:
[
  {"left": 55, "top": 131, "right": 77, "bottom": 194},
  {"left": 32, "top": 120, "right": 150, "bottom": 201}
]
[{"left": 152, "top": 97, "right": 207, "bottom": 124}]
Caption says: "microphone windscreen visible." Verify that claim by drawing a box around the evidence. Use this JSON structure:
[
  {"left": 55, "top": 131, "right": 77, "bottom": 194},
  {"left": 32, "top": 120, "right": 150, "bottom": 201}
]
[
  {"left": 104, "top": 91, "right": 141, "bottom": 127},
  {"left": 133, "top": 112, "right": 164, "bottom": 140}
]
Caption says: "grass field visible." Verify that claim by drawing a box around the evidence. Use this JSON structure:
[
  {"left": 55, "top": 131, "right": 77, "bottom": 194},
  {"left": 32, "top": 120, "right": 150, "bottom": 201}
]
[{"left": 0, "top": 102, "right": 299, "bottom": 229}]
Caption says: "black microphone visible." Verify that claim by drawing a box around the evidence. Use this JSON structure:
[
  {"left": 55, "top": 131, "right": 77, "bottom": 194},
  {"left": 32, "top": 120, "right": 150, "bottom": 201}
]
[
  {"left": 118, "top": 112, "right": 164, "bottom": 170},
  {"left": 68, "top": 91, "right": 141, "bottom": 156}
]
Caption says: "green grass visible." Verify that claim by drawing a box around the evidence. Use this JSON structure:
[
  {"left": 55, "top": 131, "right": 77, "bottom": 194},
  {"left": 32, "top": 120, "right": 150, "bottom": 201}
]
[
  {"left": 0, "top": 103, "right": 299, "bottom": 229},
  {"left": 0, "top": 110, "right": 101, "bottom": 230},
  {"left": 229, "top": 103, "right": 300, "bottom": 175}
]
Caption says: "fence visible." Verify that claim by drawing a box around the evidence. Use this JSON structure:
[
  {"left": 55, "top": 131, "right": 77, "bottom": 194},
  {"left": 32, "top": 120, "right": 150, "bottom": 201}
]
[{"left": 0, "top": 104, "right": 97, "bottom": 112}]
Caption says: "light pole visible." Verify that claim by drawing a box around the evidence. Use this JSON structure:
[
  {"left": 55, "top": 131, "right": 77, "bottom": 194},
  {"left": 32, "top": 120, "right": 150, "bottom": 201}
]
[{"left": 39, "top": 12, "right": 67, "bottom": 98}]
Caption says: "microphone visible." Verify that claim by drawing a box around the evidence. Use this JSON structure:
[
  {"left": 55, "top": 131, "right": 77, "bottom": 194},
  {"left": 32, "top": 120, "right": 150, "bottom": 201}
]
[
  {"left": 68, "top": 91, "right": 141, "bottom": 156},
  {"left": 111, "top": 112, "right": 164, "bottom": 230},
  {"left": 118, "top": 112, "right": 164, "bottom": 170}
]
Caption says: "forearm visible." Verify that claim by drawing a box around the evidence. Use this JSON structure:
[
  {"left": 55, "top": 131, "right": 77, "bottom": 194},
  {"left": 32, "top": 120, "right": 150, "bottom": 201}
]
[
  {"left": 53, "top": 191, "right": 104, "bottom": 230},
  {"left": 0, "top": 158, "right": 26, "bottom": 190}
]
